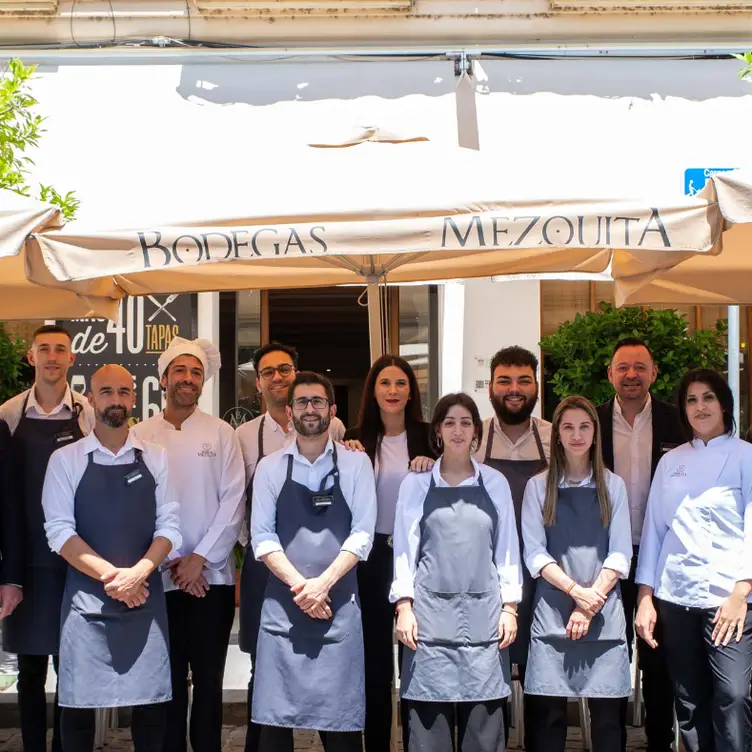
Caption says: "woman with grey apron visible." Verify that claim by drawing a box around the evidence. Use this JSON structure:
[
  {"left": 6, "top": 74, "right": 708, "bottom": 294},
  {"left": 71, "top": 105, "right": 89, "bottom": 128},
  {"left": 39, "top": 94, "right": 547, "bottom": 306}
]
[
  {"left": 391, "top": 393, "right": 522, "bottom": 752},
  {"left": 520, "top": 396, "right": 632, "bottom": 752}
]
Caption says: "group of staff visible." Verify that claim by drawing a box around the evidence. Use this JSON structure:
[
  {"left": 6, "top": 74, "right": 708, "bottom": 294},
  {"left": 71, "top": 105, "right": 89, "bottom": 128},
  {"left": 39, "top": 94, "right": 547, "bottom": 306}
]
[{"left": 0, "top": 326, "right": 750, "bottom": 752}]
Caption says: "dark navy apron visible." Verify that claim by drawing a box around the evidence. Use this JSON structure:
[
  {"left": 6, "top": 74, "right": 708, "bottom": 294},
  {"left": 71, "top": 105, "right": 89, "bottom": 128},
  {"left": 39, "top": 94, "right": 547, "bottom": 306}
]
[
  {"left": 58, "top": 449, "right": 171, "bottom": 708},
  {"left": 3, "top": 393, "right": 83, "bottom": 655},
  {"left": 238, "top": 414, "right": 270, "bottom": 655},
  {"left": 483, "top": 419, "right": 547, "bottom": 667},
  {"left": 524, "top": 485, "right": 631, "bottom": 698},
  {"left": 401, "top": 473, "right": 511, "bottom": 703},
  {"left": 252, "top": 446, "right": 365, "bottom": 731}
]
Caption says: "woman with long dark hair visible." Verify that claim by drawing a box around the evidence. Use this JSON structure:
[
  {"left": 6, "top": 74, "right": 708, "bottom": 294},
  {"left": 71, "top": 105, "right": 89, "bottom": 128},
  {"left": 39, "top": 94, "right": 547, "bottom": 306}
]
[
  {"left": 636, "top": 369, "right": 752, "bottom": 752},
  {"left": 343, "top": 354, "right": 435, "bottom": 752},
  {"left": 521, "top": 395, "right": 632, "bottom": 752},
  {"left": 392, "top": 392, "right": 521, "bottom": 751}
]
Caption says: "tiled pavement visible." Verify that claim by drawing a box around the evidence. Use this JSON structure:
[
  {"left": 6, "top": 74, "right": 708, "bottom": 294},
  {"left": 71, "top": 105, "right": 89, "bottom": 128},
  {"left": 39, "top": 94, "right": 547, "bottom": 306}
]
[{"left": 0, "top": 726, "right": 650, "bottom": 750}]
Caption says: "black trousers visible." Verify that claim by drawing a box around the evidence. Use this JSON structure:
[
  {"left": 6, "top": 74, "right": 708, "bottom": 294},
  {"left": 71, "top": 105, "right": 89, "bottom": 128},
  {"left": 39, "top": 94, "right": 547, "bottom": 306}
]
[
  {"left": 259, "top": 726, "right": 361, "bottom": 752},
  {"left": 407, "top": 699, "right": 504, "bottom": 752},
  {"left": 60, "top": 704, "right": 166, "bottom": 752},
  {"left": 163, "top": 585, "right": 236, "bottom": 752},
  {"left": 525, "top": 695, "right": 623, "bottom": 752},
  {"left": 658, "top": 598, "right": 752, "bottom": 752},
  {"left": 17, "top": 653, "right": 62, "bottom": 752},
  {"left": 621, "top": 548, "right": 675, "bottom": 751}
]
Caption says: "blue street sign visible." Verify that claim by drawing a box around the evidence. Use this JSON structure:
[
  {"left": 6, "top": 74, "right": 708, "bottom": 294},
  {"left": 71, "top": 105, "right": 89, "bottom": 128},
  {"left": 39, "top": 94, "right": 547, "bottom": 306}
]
[{"left": 684, "top": 167, "right": 736, "bottom": 196}]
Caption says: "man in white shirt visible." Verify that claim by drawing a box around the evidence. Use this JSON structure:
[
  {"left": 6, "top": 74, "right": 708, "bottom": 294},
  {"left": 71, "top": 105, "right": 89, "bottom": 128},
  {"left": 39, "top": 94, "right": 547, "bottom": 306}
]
[
  {"left": 41, "top": 364, "right": 181, "bottom": 752},
  {"left": 235, "top": 342, "right": 345, "bottom": 752},
  {"left": 131, "top": 337, "right": 246, "bottom": 752},
  {"left": 250, "top": 371, "right": 376, "bottom": 752},
  {"left": 597, "top": 337, "right": 683, "bottom": 752},
  {"left": 0, "top": 324, "right": 94, "bottom": 752}
]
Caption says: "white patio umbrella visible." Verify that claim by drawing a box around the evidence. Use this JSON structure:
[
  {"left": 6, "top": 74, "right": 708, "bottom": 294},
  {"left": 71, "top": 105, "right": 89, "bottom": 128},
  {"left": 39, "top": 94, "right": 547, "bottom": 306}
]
[{"left": 22, "top": 132, "right": 747, "bottom": 357}]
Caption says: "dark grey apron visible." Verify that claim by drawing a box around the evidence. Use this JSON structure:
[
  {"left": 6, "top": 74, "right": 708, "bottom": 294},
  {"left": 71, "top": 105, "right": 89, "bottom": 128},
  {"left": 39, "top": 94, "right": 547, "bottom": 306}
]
[
  {"left": 238, "top": 414, "right": 270, "bottom": 655},
  {"left": 3, "top": 394, "right": 83, "bottom": 655},
  {"left": 524, "top": 485, "right": 631, "bottom": 698},
  {"left": 252, "top": 447, "right": 365, "bottom": 731},
  {"left": 483, "top": 419, "right": 547, "bottom": 667},
  {"left": 401, "top": 473, "right": 511, "bottom": 703}
]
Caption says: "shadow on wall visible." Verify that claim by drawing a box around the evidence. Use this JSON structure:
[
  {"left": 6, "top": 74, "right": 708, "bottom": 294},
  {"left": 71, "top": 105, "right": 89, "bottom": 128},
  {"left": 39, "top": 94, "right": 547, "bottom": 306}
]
[{"left": 175, "top": 57, "right": 751, "bottom": 108}]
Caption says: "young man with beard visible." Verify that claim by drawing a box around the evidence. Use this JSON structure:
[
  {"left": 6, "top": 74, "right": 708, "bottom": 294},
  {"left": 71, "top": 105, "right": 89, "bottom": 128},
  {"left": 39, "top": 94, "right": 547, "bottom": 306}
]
[
  {"left": 131, "top": 338, "right": 246, "bottom": 752},
  {"left": 41, "top": 365, "right": 181, "bottom": 752},
  {"left": 250, "top": 372, "right": 376, "bottom": 752},
  {"left": 597, "top": 338, "right": 682, "bottom": 752},
  {"left": 235, "top": 343, "right": 345, "bottom": 752},
  {"left": 475, "top": 346, "right": 551, "bottom": 741},
  {"left": 0, "top": 324, "right": 95, "bottom": 752}
]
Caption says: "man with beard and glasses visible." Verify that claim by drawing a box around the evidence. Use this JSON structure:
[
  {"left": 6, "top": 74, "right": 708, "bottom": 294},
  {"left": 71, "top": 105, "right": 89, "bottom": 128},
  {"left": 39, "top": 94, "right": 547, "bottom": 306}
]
[
  {"left": 132, "top": 338, "right": 246, "bottom": 752},
  {"left": 41, "top": 364, "right": 181, "bottom": 752},
  {"left": 597, "top": 337, "right": 682, "bottom": 752},
  {"left": 0, "top": 325, "right": 95, "bottom": 752},
  {"left": 250, "top": 372, "right": 376, "bottom": 752},
  {"left": 474, "top": 345, "right": 552, "bottom": 744},
  {"left": 235, "top": 343, "right": 345, "bottom": 752}
]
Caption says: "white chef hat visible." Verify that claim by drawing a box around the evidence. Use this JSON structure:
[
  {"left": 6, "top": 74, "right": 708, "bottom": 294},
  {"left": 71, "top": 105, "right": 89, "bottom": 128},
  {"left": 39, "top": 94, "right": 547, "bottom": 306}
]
[{"left": 158, "top": 337, "right": 221, "bottom": 382}]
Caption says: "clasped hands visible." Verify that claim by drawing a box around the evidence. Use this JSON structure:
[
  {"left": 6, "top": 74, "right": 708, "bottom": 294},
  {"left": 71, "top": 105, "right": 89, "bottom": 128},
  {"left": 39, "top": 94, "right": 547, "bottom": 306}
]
[
  {"left": 566, "top": 583, "right": 607, "bottom": 641},
  {"left": 291, "top": 576, "right": 333, "bottom": 620},
  {"left": 101, "top": 564, "right": 151, "bottom": 608}
]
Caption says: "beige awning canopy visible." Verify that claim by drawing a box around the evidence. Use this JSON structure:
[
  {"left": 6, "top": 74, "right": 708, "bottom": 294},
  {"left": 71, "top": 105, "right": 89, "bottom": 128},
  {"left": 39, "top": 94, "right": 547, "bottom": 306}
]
[
  {"left": 24, "top": 137, "right": 741, "bottom": 300},
  {"left": 0, "top": 189, "right": 119, "bottom": 320}
]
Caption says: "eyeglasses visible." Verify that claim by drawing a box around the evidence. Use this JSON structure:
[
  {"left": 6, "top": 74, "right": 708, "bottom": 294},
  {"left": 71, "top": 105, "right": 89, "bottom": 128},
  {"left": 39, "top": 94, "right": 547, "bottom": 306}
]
[
  {"left": 259, "top": 364, "right": 295, "bottom": 380},
  {"left": 291, "top": 396, "right": 330, "bottom": 411}
]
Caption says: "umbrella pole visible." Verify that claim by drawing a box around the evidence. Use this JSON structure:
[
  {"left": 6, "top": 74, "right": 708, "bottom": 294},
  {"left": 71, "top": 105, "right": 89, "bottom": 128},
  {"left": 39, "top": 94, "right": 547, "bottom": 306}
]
[
  {"left": 366, "top": 276, "right": 385, "bottom": 363},
  {"left": 728, "top": 305, "right": 741, "bottom": 434}
]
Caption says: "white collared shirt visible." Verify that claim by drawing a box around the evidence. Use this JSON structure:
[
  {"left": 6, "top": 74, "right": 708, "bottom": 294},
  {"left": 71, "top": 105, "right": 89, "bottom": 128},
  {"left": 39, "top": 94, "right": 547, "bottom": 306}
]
[
  {"left": 612, "top": 398, "right": 653, "bottom": 545},
  {"left": 476, "top": 416, "right": 552, "bottom": 463},
  {"left": 42, "top": 430, "right": 182, "bottom": 555},
  {"left": 131, "top": 408, "right": 246, "bottom": 590},
  {"left": 521, "top": 468, "right": 632, "bottom": 579},
  {"left": 251, "top": 438, "right": 376, "bottom": 562},
  {"left": 636, "top": 435, "right": 752, "bottom": 609},
  {"left": 0, "top": 385, "right": 94, "bottom": 436},
  {"left": 389, "top": 458, "right": 523, "bottom": 604}
]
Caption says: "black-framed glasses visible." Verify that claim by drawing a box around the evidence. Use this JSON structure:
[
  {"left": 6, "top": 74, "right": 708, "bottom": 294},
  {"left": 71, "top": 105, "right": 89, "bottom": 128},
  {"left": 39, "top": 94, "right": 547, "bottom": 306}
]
[
  {"left": 291, "top": 396, "right": 330, "bottom": 411},
  {"left": 259, "top": 364, "right": 295, "bottom": 380}
]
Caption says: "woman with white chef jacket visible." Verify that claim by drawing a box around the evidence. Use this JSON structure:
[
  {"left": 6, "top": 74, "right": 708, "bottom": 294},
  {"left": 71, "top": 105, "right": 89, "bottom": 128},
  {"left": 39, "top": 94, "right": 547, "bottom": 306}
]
[
  {"left": 635, "top": 368, "right": 752, "bottom": 752},
  {"left": 391, "top": 392, "right": 521, "bottom": 752},
  {"left": 521, "top": 395, "right": 632, "bottom": 752},
  {"left": 342, "top": 354, "right": 435, "bottom": 752}
]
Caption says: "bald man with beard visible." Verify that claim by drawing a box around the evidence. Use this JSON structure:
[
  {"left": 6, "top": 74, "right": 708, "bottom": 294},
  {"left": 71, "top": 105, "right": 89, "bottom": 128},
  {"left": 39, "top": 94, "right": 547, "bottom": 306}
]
[{"left": 41, "top": 365, "right": 182, "bottom": 752}]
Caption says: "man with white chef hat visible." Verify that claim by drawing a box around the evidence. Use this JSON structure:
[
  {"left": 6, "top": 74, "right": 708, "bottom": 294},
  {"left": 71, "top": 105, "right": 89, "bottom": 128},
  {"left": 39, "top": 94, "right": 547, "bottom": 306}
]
[{"left": 132, "top": 337, "right": 246, "bottom": 752}]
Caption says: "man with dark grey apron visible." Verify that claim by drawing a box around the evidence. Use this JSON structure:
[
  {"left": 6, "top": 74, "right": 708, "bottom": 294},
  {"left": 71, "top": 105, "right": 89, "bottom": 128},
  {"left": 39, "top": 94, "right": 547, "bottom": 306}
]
[
  {"left": 0, "top": 324, "right": 94, "bottom": 752},
  {"left": 41, "top": 365, "right": 181, "bottom": 752},
  {"left": 236, "top": 343, "right": 345, "bottom": 752},
  {"left": 476, "top": 346, "right": 551, "bottom": 739},
  {"left": 250, "top": 372, "right": 376, "bottom": 752}
]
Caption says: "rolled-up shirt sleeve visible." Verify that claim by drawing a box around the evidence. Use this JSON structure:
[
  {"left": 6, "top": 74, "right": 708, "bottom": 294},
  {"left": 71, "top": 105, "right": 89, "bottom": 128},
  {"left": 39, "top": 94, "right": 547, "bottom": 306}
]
[
  {"left": 738, "top": 445, "right": 752, "bottom": 583},
  {"left": 341, "top": 453, "right": 376, "bottom": 561},
  {"left": 636, "top": 458, "right": 669, "bottom": 589},
  {"left": 42, "top": 448, "right": 78, "bottom": 555},
  {"left": 603, "top": 472, "right": 632, "bottom": 578},
  {"left": 148, "top": 448, "right": 182, "bottom": 554},
  {"left": 483, "top": 467, "right": 523, "bottom": 604},
  {"left": 389, "top": 473, "right": 425, "bottom": 603},
  {"left": 250, "top": 455, "right": 283, "bottom": 560},
  {"left": 521, "top": 474, "right": 556, "bottom": 578}
]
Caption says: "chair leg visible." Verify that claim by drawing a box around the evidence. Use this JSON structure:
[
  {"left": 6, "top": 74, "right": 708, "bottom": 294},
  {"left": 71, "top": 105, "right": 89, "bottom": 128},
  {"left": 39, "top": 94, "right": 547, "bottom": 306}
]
[
  {"left": 578, "top": 698, "right": 592, "bottom": 751},
  {"left": 673, "top": 709, "right": 681, "bottom": 751},
  {"left": 632, "top": 663, "right": 644, "bottom": 726},
  {"left": 510, "top": 680, "right": 524, "bottom": 749},
  {"left": 391, "top": 628, "right": 399, "bottom": 752}
]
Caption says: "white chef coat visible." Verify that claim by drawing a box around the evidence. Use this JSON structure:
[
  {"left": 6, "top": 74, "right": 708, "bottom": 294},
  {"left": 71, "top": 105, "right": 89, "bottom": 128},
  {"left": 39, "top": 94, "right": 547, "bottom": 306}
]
[
  {"left": 389, "top": 458, "right": 523, "bottom": 604},
  {"left": 374, "top": 432, "right": 410, "bottom": 536},
  {"left": 476, "top": 415, "right": 552, "bottom": 463},
  {"left": 131, "top": 408, "right": 246, "bottom": 591},
  {"left": 42, "top": 430, "right": 182, "bottom": 555},
  {"left": 0, "top": 385, "right": 94, "bottom": 436},
  {"left": 251, "top": 438, "right": 376, "bottom": 562},
  {"left": 521, "top": 469, "right": 632, "bottom": 579},
  {"left": 612, "top": 398, "right": 653, "bottom": 545},
  {"left": 636, "top": 434, "right": 752, "bottom": 609}
]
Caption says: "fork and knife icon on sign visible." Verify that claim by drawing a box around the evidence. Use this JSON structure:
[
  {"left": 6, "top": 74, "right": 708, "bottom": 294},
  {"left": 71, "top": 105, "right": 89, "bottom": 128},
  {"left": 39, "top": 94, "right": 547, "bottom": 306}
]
[{"left": 147, "top": 294, "right": 179, "bottom": 322}]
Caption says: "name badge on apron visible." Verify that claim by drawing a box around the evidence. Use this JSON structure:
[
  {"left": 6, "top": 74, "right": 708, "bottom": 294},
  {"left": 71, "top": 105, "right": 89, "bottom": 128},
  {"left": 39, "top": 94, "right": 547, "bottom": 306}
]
[
  {"left": 312, "top": 494, "right": 334, "bottom": 511},
  {"left": 125, "top": 469, "right": 143, "bottom": 485},
  {"left": 54, "top": 430, "right": 76, "bottom": 444}
]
